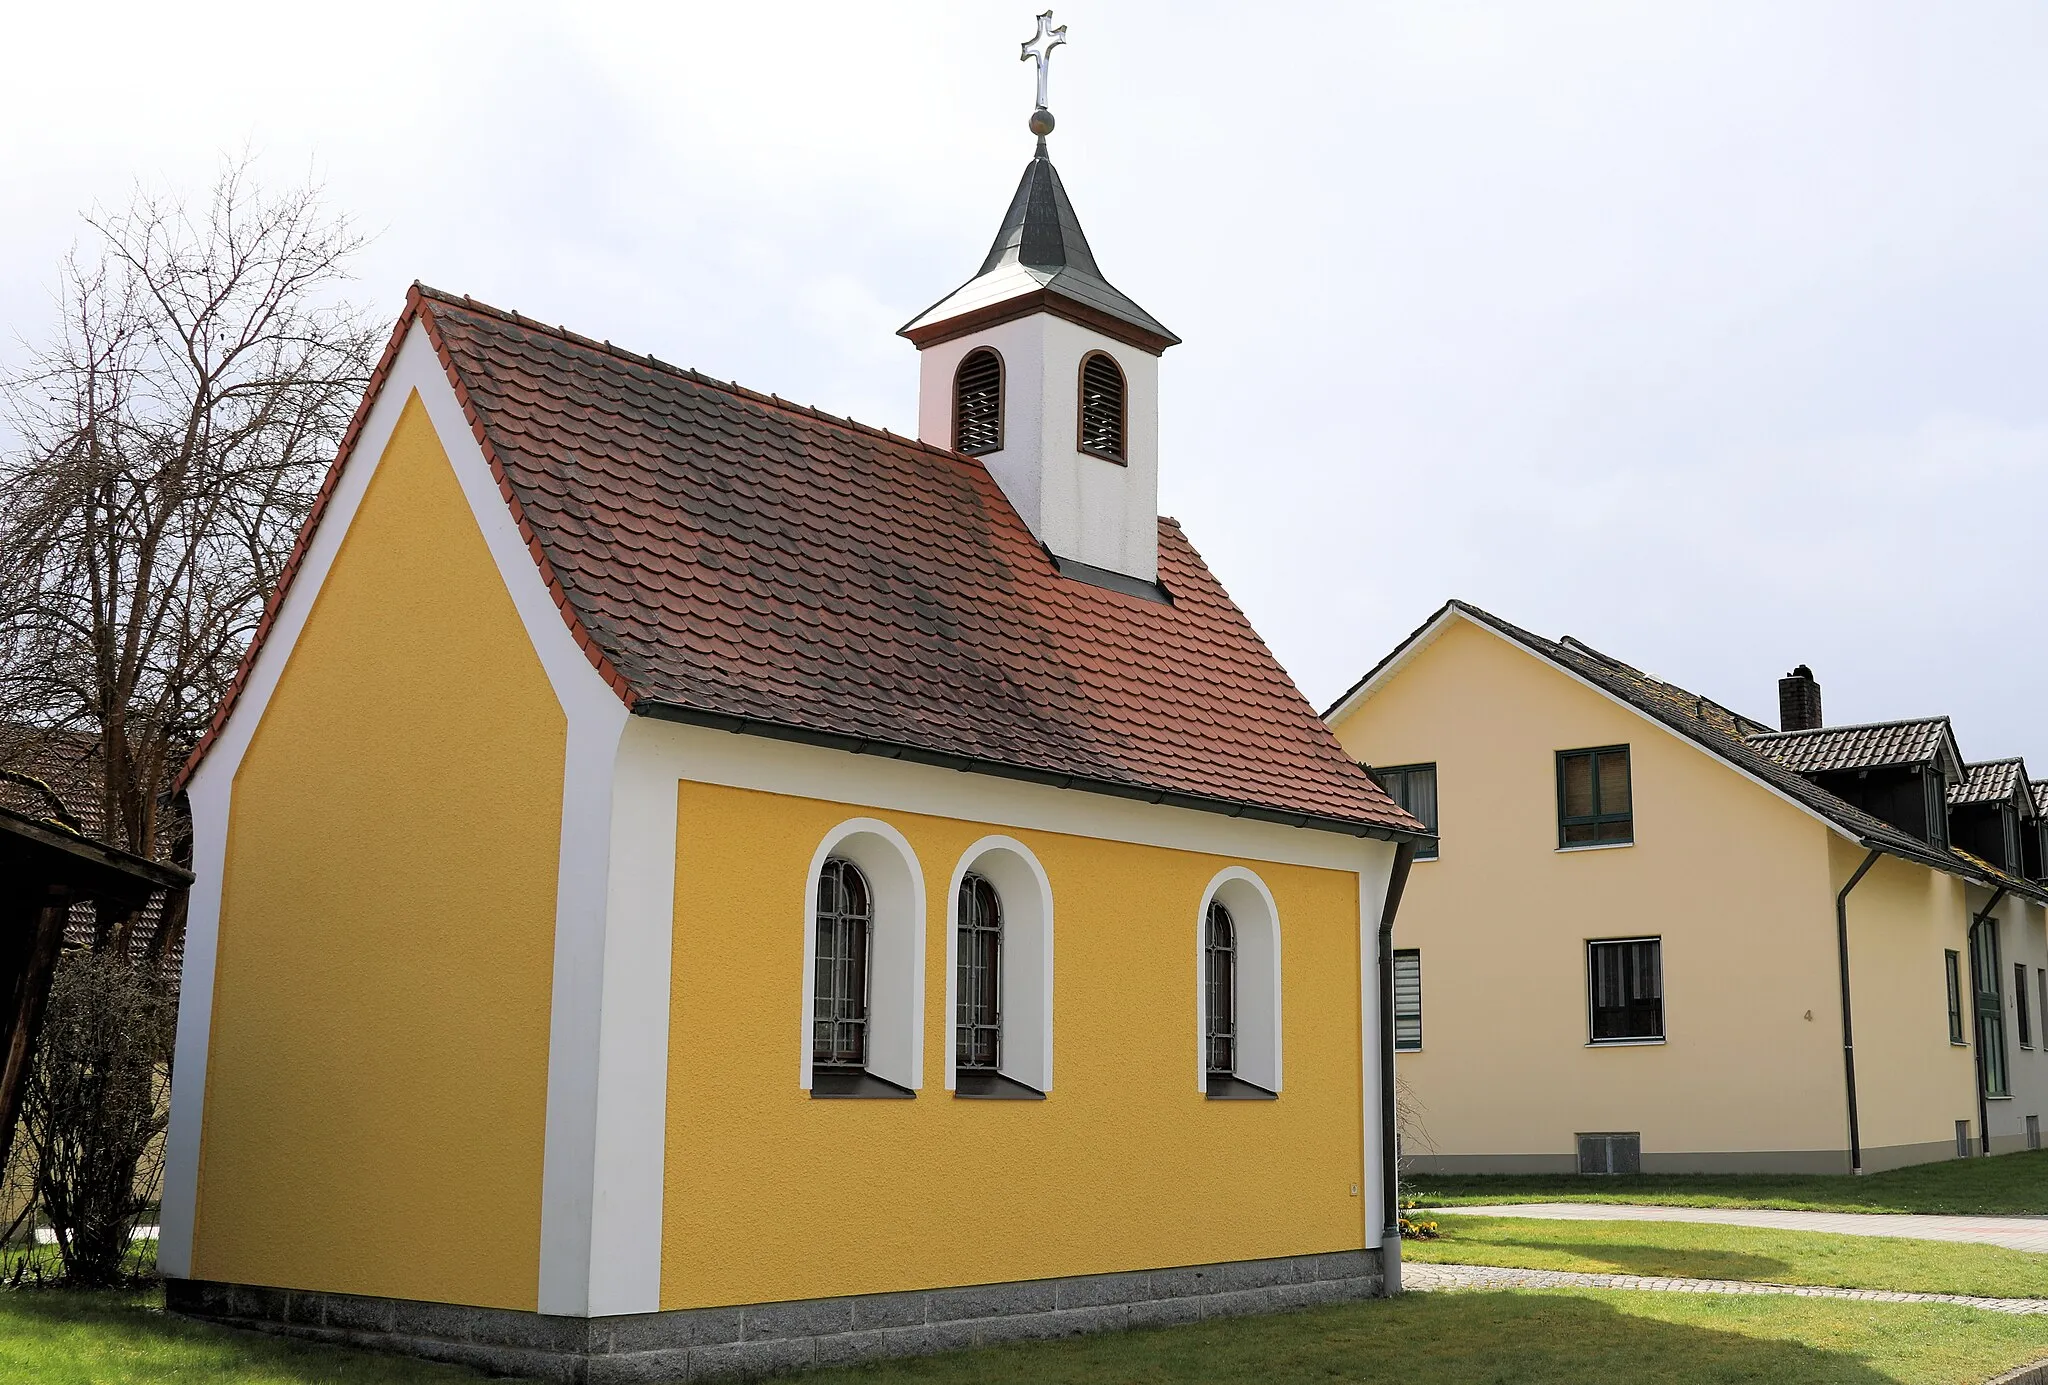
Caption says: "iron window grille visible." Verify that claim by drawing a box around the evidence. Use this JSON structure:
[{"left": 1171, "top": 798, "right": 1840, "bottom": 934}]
[
  {"left": 1393, "top": 950, "right": 1423, "bottom": 1052},
  {"left": 1558, "top": 746, "right": 1633, "bottom": 847},
  {"left": 2020, "top": 963, "right": 2034, "bottom": 1050},
  {"left": 956, "top": 873, "right": 1002, "bottom": 1071},
  {"left": 1371, "top": 764, "right": 1439, "bottom": 861},
  {"left": 1971, "top": 919, "right": 2010, "bottom": 1098},
  {"left": 953, "top": 348, "right": 1003, "bottom": 455},
  {"left": 813, "top": 858, "right": 872, "bottom": 1069},
  {"left": 1946, "top": 951, "right": 1966, "bottom": 1045},
  {"left": 1077, "top": 352, "right": 1127, "bottom": 462},
  {"left": 1205, "top": 900, "right": 1237, "bottom": 1076},
  {"left": 1588, "top": 937, "right": 1663, "bottom": 1042}
]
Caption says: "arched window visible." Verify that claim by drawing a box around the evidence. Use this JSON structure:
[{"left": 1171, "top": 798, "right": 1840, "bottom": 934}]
[
  {"left": 957, "top": 873, "right": 1002, "bottom": 1071},
  {"left": 1204, "top": 900, "right": 1236, "bottom": 1077},
  {"left": 1077, "top": 351, "right": 1126, "bottom": 462},
  {"left": 954, "top": 348, "right": 1004, "bottom": 455},
  {"left": 813, "top": 858, "right": 871, "bottom": 1069},
  {"left": 1197, "top": 868, "right": 1280, "bottom": 1099}
]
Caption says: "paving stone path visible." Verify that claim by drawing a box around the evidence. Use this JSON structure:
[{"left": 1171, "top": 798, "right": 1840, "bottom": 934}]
[
  {"left": 1404, "top": 1261, "right": 2048, "bottom": 1315},
  {"left": 1441, "top": 1203, "right": 2048, "bottom": 1253}
]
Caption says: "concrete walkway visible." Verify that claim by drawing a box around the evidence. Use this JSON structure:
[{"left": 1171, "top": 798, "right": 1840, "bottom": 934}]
[
  {"left": 1442, "top": 1203, "right": 2048, "bottom": 1254},
  {"left": 1405, "top": 1261, "right": 2048, "bottom": 1315}
]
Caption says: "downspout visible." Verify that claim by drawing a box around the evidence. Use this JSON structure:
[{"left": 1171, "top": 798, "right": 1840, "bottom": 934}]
[
  {"left": 1835, "top": 849, "right": 1882, "bottom": 1175},
  {"left": 1970, "top": 886, "right": 2008, "bottom": 1157},
  {"left": 1376, "top": 840, "right": 1417, "bottom": 1296}
]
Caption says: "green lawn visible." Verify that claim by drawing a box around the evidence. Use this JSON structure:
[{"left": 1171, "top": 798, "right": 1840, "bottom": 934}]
[
  {"left": 789, "top": 1292, "right": 2048, "bottom": 1385},
  {"left": 0, "top": 1287, "right": 498, "bottom": 1385},
  {"left": 1, "top": 1282, "right": 2041, "bottom": 1385},
  {"left": 1406, "top": 1214, "right": 2048, "bottom": 1299},
  {"left": 1415, "top": 1148, "right": 2048, "bottom": 1216}
]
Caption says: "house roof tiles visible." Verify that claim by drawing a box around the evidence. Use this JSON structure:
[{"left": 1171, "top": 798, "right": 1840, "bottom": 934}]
[
  {"left": 187, "top": 286, "right": 1417, "bottom": 842},
  {"left": 1950, "top": 758, "right": 2029, "bottom": 809},
  {"left": 1748, "top": 719, "right": 1960, "bottom": 777}
]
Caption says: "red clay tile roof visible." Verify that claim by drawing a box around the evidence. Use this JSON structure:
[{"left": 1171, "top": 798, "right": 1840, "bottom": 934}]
[{"left": 187, "top": 286, "right": 1419, "bottom": 840}]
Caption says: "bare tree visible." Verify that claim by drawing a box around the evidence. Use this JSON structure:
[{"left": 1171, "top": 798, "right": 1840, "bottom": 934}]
[{"left": 0, "top": 158, "right": 379, "bottom": 955}]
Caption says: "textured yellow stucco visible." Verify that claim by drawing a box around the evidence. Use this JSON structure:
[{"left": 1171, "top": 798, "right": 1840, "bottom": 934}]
[
  {"left": 1332, "top": 617, "right": 1855, "bottom": 1163},
  {"left": 194, "top": 391, "right": 564, "bottom": 1309},
  {"left": 662, "top": 783, "right": 1366, "bottom": 1310}
]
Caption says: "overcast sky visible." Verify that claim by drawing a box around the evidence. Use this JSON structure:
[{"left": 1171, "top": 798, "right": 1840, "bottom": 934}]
[{"left": 8, "top": 2, "right": 2048, "bottom": 765}]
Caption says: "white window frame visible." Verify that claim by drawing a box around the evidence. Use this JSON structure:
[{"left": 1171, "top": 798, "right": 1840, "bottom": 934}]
[
  {"left": 943, "top": 836, "right": 1055, "bottom": 1093},
  {"left": 798, "top": 818, "right": 926, "bottom": 1091},
  {"left": 1195, "top": 867, "right": 1282, "bottom": 1094}
]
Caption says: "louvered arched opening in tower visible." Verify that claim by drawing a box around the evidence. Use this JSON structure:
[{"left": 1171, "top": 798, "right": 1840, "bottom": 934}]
[
  {"left": 953, "top": 348, "right": 1004, "bottom": 455},
  {"left": 1077, "top": 351, "right": 1126, "bottom": 463}
]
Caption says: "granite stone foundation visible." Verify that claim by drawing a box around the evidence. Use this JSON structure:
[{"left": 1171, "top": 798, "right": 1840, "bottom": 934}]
[{"left": 168, "top": 1249, "right": 1385, "bottom": 1382}]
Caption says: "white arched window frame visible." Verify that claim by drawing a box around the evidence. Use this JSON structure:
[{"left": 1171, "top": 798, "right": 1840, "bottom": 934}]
[
  {"left": 944, "top": 836, "right": 1054, "bottom": 1095},
  {"left": 1195, "top": 867, "right": 1282, "bottom": 1096},
  {"left": 799, "top": 818, "right": 926, "bottom": 1093}
]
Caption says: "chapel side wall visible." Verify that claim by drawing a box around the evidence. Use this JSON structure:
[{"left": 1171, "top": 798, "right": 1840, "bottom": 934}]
[
  {"left": 659, "top": 781, "right": 1366, "bottom": 1311},
  {"left": 1833, "top": 843, "right": 1977, "bottom": 1168},
  {"left": 1330, "top": 618, "right": 1846, "bottom": 1171},
  {"left": 192, "top": 394, "right": 565, "bottom": 1310}
]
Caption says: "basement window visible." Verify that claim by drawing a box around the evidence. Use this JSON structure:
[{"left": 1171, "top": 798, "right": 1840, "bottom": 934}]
[
  {"left": 1077, "top": 351, "right": 1126, "bottom": 462},
  {"left": 1577, "top": 1132, "right": 1641, "bottom": 1175},
  {"left": 953, "top": 348, "right": 1003, "bottom": 455}
]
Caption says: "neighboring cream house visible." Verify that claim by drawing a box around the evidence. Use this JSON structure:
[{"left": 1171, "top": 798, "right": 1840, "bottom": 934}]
[{"left": 1327, "top": 600, "right": 2048, "bottom": 1175}]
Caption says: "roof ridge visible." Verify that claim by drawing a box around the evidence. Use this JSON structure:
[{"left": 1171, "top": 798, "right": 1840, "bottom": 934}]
[
  {"left": 1748, "top": 714, "right": 1954, "bottom": 740},
  {"left": 412, "top": 283, "right": 977, "bottom": 470}
]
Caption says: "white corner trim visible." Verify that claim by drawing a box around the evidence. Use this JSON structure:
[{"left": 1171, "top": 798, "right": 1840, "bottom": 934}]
[
  {"left": 1356, "top": 850, "right": 1397, "bottom": 1251},
  {"left": 942, "top": 835, "right": 1056, "bottom": 1093},
  {"left": 798, "top": 818, "right": 928, "bottom": 1092},
  {"left": 1194, "top": 866, "right": 1283, "bottom": 1096}
]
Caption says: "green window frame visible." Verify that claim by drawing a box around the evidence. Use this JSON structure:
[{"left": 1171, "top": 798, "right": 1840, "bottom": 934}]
[
  {"left": 1393, "top": 949, "right": 1423, "bottom": 1052},
  {"left": 1971, "top": 920, "right": 2009, "bottom": 1098},
  {"left": 1557, "top": 746, "right": 1633, "bottom": 848},
  {"left": 1372, "top": 763, "right": 1439, "bottom": 861},
  {"left": 1946, "top": 950, "right": 1965, "bottom": 1045}
]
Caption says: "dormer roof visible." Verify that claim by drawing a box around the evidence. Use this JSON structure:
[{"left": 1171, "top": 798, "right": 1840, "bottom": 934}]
[
  {"left": 899, "top": 143, "right": 1179, "bottom": 354},
  {"left": 1746, "top": 717, "right": 1966, "bottom": 783},
  {"left": 1951, "top": 757, "right": 2035, "bottom": 814}
]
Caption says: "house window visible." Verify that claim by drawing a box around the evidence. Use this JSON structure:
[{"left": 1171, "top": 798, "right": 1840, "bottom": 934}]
[
  {"left": 813, "top": 858, "right": 871, "bottom": 1068},
  {"left": 1588, "top": 937, "right": 1662, "bottom": 1043},
  {"left": 1077, "top": 351, "right": 1126, "bottom": 461},
  {"left": 1558, "top": 746, "right": 1633, "bottom": 847},
  {"left": 2039, "top": 970, "right": 2046, "bottom": 1050},
  {"left": 956, "top": 873, "right": 1002, "bottom": 1071},
  {"left": 2020, "top": 963, "right": 2035, "bottom": 1050},
  {"left": 1393, "top": 950, "right": 1422, "bottom": 1052},
  {"left": 953, "top": 347, "right": 1003, "bottom": 455},
  {"left": 1372, "top": 764, "right": 1439, "bottom": 861},
  {"left": 1972, "top": 919, "right": 2010, "bottom": 1098},
  {"left": 1205, "top": 900, "right": 1236, "bottom": 1076},
  {"left": 1946, "top": 951, "right": 1966, "bottom": 1045},
  {"left": 1577, "top": 1132, "right": 1641, "bottom": 1175}
]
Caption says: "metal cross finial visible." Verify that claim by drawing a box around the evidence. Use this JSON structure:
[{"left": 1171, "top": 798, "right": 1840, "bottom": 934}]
[{"left": 1020, "top": 11, "right": 1067, "bottom": 115}]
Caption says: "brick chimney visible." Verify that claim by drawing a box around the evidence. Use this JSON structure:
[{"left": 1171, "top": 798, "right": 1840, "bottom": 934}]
[{"left": 1778, "top": 665, "right": 1823, "bottom": 732}]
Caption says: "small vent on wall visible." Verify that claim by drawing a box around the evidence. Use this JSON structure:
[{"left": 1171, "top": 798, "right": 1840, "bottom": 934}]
[
  {"left": 1956, "top": 1119, "right": 1973, "bottom": 1158},
  {"left": 953, "top": 348, "right": 1003, "bottom": 456},
  {"left": 1077, "top": 352, "right": 1126, "bottom": 461},
  {"left": 1576, "top": 1132, "right": 1641, "bottom": 1176}
]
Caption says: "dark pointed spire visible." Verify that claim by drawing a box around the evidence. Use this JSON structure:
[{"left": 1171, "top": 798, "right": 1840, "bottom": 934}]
[{"left": 899, "top": 143, "right": 1179, "bottom": 353}]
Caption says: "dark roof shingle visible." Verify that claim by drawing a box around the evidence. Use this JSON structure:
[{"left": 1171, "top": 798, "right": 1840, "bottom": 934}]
[
  {"left": 1748, "top": 719, "right": 1959, "bottom": 776},
  {"left": 1950, "top": 758, "right": 2028, "bottom": 808}
]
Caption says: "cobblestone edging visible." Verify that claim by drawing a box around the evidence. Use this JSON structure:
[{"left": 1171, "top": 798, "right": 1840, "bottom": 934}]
[
  {"left": 1405, "top": 1261, "right": 2048, "bottom": 1316},
  {"left": 1437, "top": 1203, "right": 2048, "bottom": 1254},
  {"left": 169, "top": 1249, "right": 1383, "bottom": 1383}
]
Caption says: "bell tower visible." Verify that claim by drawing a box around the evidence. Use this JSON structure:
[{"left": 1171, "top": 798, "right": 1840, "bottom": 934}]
[{"left": 899, "top": 12, "right": 1179, "bottom": 586}]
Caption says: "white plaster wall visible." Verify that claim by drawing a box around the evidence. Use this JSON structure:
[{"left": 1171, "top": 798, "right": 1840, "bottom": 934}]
[
  {"left": 1988, "top": 894, "right": 2048, "bottom": 1151},
  {"left": 915, "top": 314, "right": 1160, "bottom": 583}
]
